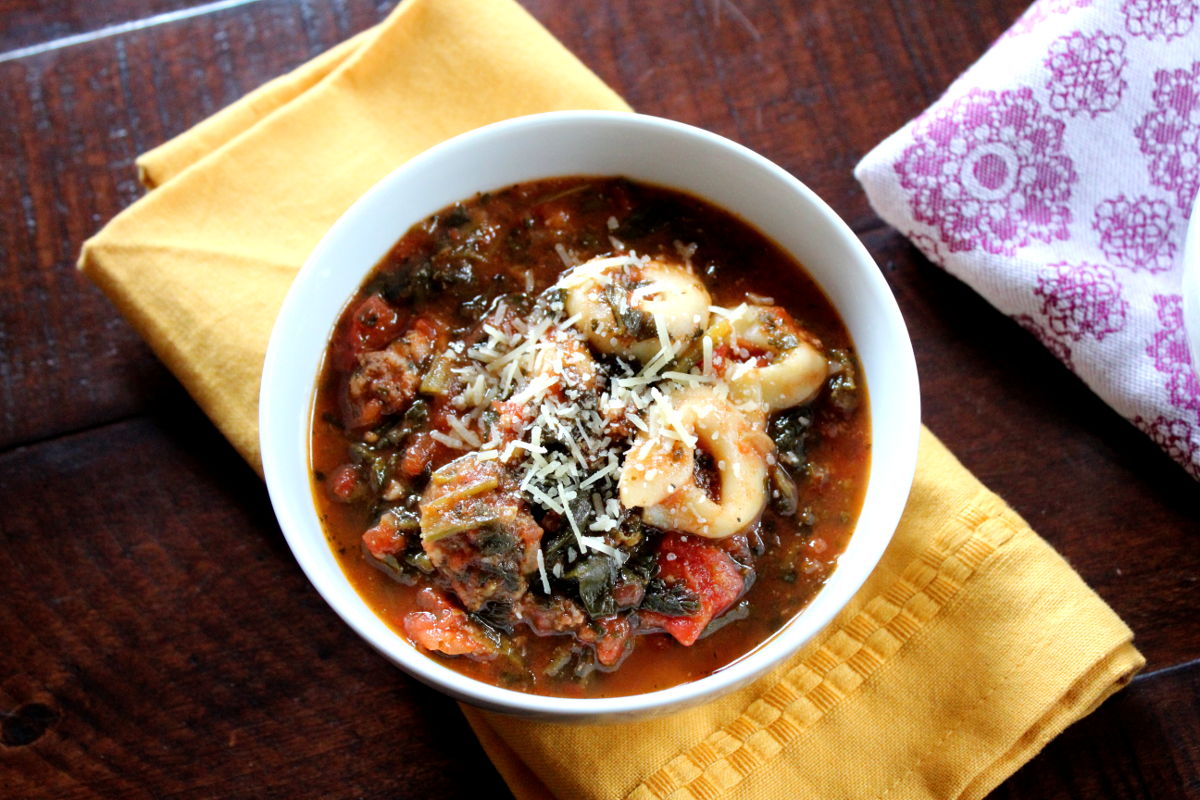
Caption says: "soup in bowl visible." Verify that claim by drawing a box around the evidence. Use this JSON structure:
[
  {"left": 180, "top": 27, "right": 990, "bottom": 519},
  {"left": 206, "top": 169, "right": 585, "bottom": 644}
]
[{"left": 261, "top": 111, "right": 919, "bottom": 721}]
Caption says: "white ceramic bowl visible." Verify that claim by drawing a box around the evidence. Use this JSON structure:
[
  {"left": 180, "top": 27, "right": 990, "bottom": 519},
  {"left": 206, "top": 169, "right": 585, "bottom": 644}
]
[{"left": 261, "top": 111, "right": 920, "bottom": 722}]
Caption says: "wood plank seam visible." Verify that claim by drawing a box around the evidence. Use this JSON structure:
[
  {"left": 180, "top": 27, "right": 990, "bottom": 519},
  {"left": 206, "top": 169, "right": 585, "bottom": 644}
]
[{"left": 0, "top": 0, "right": 272, "bottom": 64}]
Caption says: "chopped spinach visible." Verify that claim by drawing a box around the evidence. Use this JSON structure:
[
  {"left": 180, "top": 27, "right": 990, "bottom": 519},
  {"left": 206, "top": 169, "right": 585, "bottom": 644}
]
[
  {"left": 348, "top": 441, "right": 374, "bottom": 465},
  {"left": 769, "top": 407, "right": 813, "bottom": 471},
  {"left": 600, "top": 284, "right": 651, "bottom": 339},
  {"left": 403, "top": 549, "right": 434, "bottom": 573},
  {"left": 477, "top": 527, "right": 517, "bottom": 557},
  {"left": 428, "top": 256, "right": 475, "bottom": 289},
  {"left": 572, "top": 648, "right": 598, "bottom": 680},
  {"left": 377, "top": 399, "right": 429, "bottom": 448},
  {"left": 540, "top": 525, "right": 575, "bottom": 565},
  {"left": 565, "top": 554, "right": 618, "bottom": 618},
  {"left": 363, "top": 546, "right": 418, "bottom": 586},
  {"left": 641, "top": 579, "right": 701, "bottom": 617},
  {"left": 619, "top": 306, "right": 653, "bottom": 338},
  {"left": 372, "top": 247, "right": 479, "bottom": 307},
  {"left": 365, "top": 258, "right": 431, "bottom": 305},
  {"left": 366, "top": 453, "right": 393, "bottom": 493},
  {"left": 386, "top": 508, "right": 421, "bottom": 532},
  {"left": 473, "top": 602, "right": 516, "bottom": 633},
  {"left": 505, "top": 226, "right": 530, "bottom": 257},
  {"left": 828, "top": 348, "right": 860, "bottom": 412},
  {"left": 769, "top": 464, "right": 799, "bottom": 516},
  {"left": 568, "top": 493, "right": 599, "bottom": 533},
  {"left": 540, "top": 288, "right": 566, "bottom": 310},
  {"left": 611, "top": 570, "right": 647, "bottom": 611},
  {"left": 623, "top": 549, "right": 656, "bottom": 583}
]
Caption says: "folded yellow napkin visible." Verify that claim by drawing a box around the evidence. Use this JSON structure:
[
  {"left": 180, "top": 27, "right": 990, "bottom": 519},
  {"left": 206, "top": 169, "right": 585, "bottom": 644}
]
[{"left": 80, "top": 1, "right": 1144, "bottom": 798}]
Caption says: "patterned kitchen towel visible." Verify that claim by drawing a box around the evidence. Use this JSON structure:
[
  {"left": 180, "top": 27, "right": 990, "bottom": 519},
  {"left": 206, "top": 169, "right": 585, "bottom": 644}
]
[{"left": 855, "top": 0, "right": 1200, "bottom": 479}]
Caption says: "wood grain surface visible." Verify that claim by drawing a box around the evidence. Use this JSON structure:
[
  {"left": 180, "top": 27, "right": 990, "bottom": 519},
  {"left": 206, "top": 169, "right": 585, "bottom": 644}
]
[{"left": 1, "top": 1, "right": 1197, "bottom": 798}]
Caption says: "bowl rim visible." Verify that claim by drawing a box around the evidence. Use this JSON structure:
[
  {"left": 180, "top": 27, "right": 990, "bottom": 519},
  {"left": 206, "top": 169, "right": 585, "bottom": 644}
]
[{"left": 260, "top": 110, "right": 920, "bottom": 720}]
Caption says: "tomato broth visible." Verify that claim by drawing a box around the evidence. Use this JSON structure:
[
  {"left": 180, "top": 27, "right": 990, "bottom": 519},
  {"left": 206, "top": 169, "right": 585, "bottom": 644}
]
[{"left": 310, "top": 177, "right": 869, "bottom": 698}]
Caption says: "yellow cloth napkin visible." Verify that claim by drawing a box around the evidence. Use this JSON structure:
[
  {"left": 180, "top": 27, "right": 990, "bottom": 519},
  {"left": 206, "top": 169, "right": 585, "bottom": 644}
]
[
  {"left": 79, "top": 1, "right": 1145, "bottom": 798},
  {"left": 83, "top": 0, "right": 629, "bottom": 470}
]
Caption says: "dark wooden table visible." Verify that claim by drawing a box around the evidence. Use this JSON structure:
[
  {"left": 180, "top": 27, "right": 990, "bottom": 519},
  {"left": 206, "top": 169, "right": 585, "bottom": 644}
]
[{"left": 2, "top": 1, "right": 1197, "bottom": 797}]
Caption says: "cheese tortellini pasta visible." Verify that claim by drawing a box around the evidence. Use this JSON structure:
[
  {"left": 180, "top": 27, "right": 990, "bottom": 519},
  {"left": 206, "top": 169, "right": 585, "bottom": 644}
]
[
  {"left": 619, "top": 386, "right": 773, "bottom": 539},
  {"left": 562, "top": 255, "right": 710, "bottom": 363}
]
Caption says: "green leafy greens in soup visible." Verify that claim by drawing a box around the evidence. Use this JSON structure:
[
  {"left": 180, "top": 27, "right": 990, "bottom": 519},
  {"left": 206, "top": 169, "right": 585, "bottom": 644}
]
[{"left": 310, "top": 177, "right": 870, "bottom": 698}]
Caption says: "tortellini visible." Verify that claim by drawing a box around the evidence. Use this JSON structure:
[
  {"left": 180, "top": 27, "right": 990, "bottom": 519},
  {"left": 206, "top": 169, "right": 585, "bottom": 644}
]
[
  {"left": 563, "top": 255, "right": 710, "bottom": 363},
  {"left": 711, "top": 305, "right": 829, "bottom": 411},
  {"left": 619, "top": 386, "right": 773, "bottom": 539}
]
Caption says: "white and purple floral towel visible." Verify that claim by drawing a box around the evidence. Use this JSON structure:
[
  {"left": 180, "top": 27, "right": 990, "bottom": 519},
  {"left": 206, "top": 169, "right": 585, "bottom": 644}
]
[{"left": 856, "top": 0, "right": 1200, "bottom": 480}]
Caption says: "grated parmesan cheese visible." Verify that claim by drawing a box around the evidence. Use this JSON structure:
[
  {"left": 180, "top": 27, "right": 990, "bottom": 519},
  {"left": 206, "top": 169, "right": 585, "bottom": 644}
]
[
  {"left": 426, "top": 253, "right": 783, "bottom": 584},
  {"left": 429, "top": 430, "right": 467, "bottom": 449},
  {"left": 554, "top": 243, "right": 576, "bottom": 268},
  {"left": 445, "top": 416, "right": 482, "bottom": 448},
  {"left": 536, "top": 548, "right": 551, "bottom": 594}
]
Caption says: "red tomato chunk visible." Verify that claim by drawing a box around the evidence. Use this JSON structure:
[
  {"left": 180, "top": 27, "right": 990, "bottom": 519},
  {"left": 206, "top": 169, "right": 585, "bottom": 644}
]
[
  {"left": 362, "top": 512, "right": 408, "bottom": 560},
  {"left": 640, "top": 534, "right": 747, "bottom": 646},
  {"left": 326, "top": 463, "right": 363, "bottom": 503},
  {"left": 402, "top": 588, "right": 499, "bottom": 661}
]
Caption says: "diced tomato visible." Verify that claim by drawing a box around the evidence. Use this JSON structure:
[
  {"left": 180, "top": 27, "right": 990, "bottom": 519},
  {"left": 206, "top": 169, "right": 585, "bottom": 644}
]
[
  {"left": 530, "top": 199, "right": 574, "bottom": 232},
  {"left": 409, "top": 316, "right": 440, "bottom": 346},
  {"left": 362, "top": 513, "right": 407, "bottom": 560},
  {"left": 489, "top": 400, "right": 533, "bottom": 446},
  {"left": 579, "top": 615, "right": 634, "bottom": 668},
  {"left": 713, "top": 342, "right": 768, "bottom": 376},
  {"left": 640, "top": 533, "right": 746, "bottom": 646},
  {"left": 399, "top": 432, "right": 436, "bottom": 477},
  {"left": 331, "top": 296, "right": 405, "bottom": 376},
  {"left": 348, "top": 295, "right": 406, "bottom": 354},
  {"left": 711, "top": 343, "right": 733, "bottom": 374},
  {"left": 331, "top": 295, "right": 405, "bottom": 374},
  {"left": 398, "top": 423, "right": 457, "bottom": 478},
  {"left": 402, "top": 588, "right": 498, "bottom": 661},
  {"left": 327, "top": 463, "right": 364, "bottom": 503}
]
